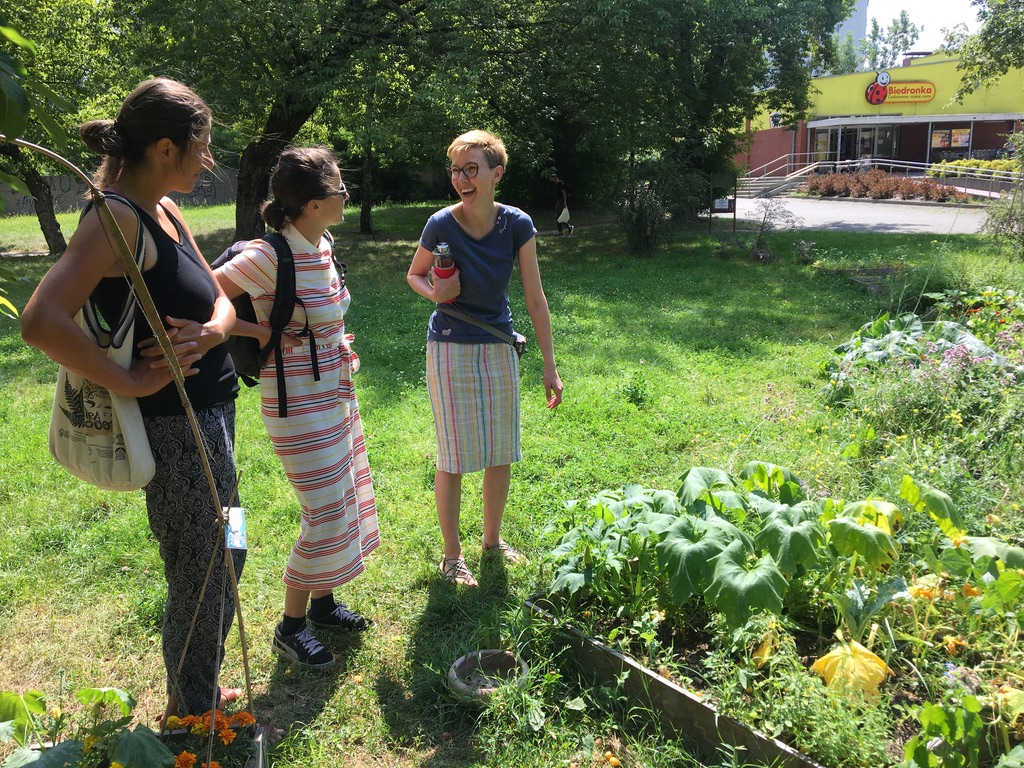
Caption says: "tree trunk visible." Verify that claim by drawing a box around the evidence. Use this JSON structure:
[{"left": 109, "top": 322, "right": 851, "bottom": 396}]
[
  {"left": 359, "top": 141, "right": 374, "bottom": 235},
  {"left": 234, "top": 95, "right": 318, "bottom": 241},
  {"left": 0, "top": 144, "right": 67, "bottom": 257}
]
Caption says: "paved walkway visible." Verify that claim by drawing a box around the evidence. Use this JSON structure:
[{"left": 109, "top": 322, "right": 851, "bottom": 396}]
[{"left": 731, "top": 196, "right": 988, "bottom": 235}]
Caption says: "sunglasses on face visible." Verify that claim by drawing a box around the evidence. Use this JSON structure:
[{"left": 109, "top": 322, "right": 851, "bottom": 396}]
[{"left": 323, "top": 182, "right": 348, "bottom": 197}]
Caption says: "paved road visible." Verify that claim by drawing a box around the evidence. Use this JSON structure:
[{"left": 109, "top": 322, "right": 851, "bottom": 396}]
[{"left": 732, "top": 196, "right": 987, "bottom": 235}]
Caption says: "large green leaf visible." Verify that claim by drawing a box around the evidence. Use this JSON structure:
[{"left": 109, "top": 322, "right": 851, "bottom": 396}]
[
  {"left": 676, "top": 467, "right": 738, "bottom": 506},
  {"left": 107, "top": 724, "right": 175, "bottom": 768},
  {"left": 2, "top": 747, "right": 42, "bottom": 767},
  {"left": 656, "top": 515, "right": 749, "bottom": 605},
  {"left": 899, "top": 475, "right": 965, "bottom": 533},
  {"left": 827, "top": 517, "right": 899, "bottom": 569},
  {"left": 754, "top": 504, "right": 825, "bottom": 575},
  {"left": 76, "top": 687, "right": 134, "bottom": 718},
  {"left": 0, "top": 691, "right": 44, "bottom": 747},
  {"left": 706, "top": 540, "right": 788, "bottom": 630},
  {"left": 739, "top": 461, "right": 804, "bottom": 503},
  {"left": 980, "top": 570, "right": 1024, "bottom": 613},
  {"left": 961, "top": 537, "right": 1024, "bottom": 569},
  {"left": 25, "top": 741, "right": 83, "bottom": 768},
  {"left": 844, "top": 499, "right": 903, "bottom": 534}
]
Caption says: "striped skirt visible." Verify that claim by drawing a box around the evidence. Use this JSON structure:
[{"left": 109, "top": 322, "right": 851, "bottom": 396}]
[
  {"left": 426, "top": 340, "right": 521, "bottom": 474},
  {"left": 261, "top": 344, "right": 379, "bottom": 591}
]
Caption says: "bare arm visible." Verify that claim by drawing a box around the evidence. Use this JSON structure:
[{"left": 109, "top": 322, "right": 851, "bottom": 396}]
[
  {"left": 517, "top": 237, "right": 563, "bottom": 409},
  {"left": 21, "top": 201, "right": 201, "bottom": 397},
  {"left": 406, "top": 243, "right": 460, "bottom": 303}
]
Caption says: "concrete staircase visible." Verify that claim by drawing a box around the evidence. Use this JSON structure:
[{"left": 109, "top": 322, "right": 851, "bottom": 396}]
[{"left": 737, "top": 174, "right": 807, "bottom": 198}]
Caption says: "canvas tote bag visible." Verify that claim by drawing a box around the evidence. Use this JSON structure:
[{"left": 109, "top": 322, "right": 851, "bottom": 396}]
[{"left": 48, "top": 198, "right": 155, "bottom": 491}]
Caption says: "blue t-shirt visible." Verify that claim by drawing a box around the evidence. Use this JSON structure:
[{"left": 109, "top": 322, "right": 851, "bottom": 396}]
[{"left": 419, "top": 204, "right": 536, "bottom": 343}]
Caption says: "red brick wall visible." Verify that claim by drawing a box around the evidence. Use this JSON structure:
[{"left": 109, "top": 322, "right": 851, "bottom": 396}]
[{"left": 735, "top": 123, "right": 808, "bottom": 175}]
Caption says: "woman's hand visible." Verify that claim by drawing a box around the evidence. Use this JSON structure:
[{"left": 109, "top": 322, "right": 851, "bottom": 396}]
[
  {"left": 544, "top": 368, "right": 564, "bottom": 410},
  {"left": 430, "top": 265, "right": 461, "bottom": 303},
  {"left": 129, "top": 334, "right": 202, "bottom": 395}
]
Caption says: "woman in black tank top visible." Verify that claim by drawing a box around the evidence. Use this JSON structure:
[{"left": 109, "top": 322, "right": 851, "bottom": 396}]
[{"left": 21, "top": 78, "right": 245, "bottom": 724}]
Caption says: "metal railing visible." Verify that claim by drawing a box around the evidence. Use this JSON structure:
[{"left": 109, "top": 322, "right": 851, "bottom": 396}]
[{"left": 742, "top": 154, "right": 1021, "bottom": 198}]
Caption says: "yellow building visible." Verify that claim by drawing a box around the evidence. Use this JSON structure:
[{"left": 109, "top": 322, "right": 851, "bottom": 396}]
[{"left": 740, "top": 53, "right": 1023, "bottom": 172}]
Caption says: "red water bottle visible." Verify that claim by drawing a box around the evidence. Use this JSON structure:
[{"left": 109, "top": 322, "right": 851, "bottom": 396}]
[{"left": 432, "top": 242, "right": 457, "bottom": 303}]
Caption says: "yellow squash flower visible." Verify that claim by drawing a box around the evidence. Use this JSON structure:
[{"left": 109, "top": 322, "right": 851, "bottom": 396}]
[{"left": 811, "top": 639, "right": 893, "bottom": 698}]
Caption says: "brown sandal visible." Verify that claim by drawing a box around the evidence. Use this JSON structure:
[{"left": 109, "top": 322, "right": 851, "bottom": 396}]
[{"left": 440, "top": 556, "right": 478, "bottom": 586}]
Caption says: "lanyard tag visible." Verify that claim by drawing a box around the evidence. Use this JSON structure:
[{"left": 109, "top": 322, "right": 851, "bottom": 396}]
[{"left": 224, "top": 506, "right": 248, "bottom": 550}]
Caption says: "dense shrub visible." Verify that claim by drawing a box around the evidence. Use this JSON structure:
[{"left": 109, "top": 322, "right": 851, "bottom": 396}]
[
  {"left": 803, "top": 170, "right": 970, "bottom": 203},
  {"left": 928, "top": 158, "right": 1019, "bottom": 178}
]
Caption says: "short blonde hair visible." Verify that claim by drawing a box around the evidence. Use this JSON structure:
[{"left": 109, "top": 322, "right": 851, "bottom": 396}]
[{"left": 447, "top": 129, "right": 508, "bottom": 169}]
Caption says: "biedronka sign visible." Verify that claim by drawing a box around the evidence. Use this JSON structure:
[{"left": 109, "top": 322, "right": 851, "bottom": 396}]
[{"left": 864, "top": 71, "right": 936, "bottom": 105}]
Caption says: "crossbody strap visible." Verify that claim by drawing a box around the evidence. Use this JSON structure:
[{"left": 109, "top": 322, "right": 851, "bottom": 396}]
[{"left": 435, "top": 304, "right": 515, "bottom": 346}]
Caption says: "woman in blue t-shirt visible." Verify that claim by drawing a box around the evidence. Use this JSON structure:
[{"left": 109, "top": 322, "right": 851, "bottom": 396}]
[{"left": 407, "top": 129, "right": 564, "bottom": 587}]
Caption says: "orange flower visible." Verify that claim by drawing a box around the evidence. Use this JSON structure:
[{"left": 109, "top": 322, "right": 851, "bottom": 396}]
[
  {"left": 961, "top": 581, "right": 982, "bottom": 598},
  {"left": 201, "top": 762, "right": 222, "bottom": 768},
  {"left": 218, "top": 727, "right": 236, "bottom": 746},
  {"left": 907, "top": 584, "right": 935, "bottom": 601},
  {"left": 943, "top": 635, "right": 969, "bottom": 657},
  {"left": 949, "top": 531, "right": 969, "bottom": 548},
  {"left": 229, "top": 711, "right": 255, "bottom": 727},
  {"left": 175, "top": 752, "right": 196, "bottom": 768}
]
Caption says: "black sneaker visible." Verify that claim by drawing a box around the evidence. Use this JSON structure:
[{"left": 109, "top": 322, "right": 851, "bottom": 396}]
[
  {"left": 272, "top": 625, "right": 336, "bottom": 668},
  {"left": 567, "top": 225, "right": 575, "bottom": 236},
  {"left": 307, "top": 603, "right": 373, "bottom": 632}
]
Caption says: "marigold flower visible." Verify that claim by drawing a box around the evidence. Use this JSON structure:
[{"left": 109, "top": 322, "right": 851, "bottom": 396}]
[
  {"left": 83, "top": 734, "right": 98, "bottom": 752},
  {"left": 110, "top": 763, "right": 125, "bottom": 768},
  {"left": 987, "top": 514, "right": 1001, "bottom": 525},
  {"left": 180, "top": 715, "right": 199, "bottom": 728},
  {"left": 218, "top": 727, "right": 236, "bottom": 746},
  {"left": 165, "top": 715, "right": 183, "bottom": 730},
  {"left": 229, "top": 711, "right": 256, "bottom": 727},
  {"left": 201, "top": 762, "right": 222, "bottom": 768},
  {"left": 175, "top": 752, "right": 196, "bottom": 768}
]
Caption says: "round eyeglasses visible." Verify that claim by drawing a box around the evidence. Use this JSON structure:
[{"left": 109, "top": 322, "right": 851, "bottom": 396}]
[{"left": 449, "top": 163, "right": 480, "bottom": 180}]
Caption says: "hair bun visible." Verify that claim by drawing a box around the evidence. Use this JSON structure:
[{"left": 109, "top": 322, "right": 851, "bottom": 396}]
[{"left": 79, "top": 119, "right": 124, "bottom": 157}]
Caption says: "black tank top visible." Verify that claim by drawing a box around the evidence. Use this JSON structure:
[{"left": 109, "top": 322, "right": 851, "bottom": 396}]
[{"left": 91, "top": 198, "right": 238, "bottom": 417}]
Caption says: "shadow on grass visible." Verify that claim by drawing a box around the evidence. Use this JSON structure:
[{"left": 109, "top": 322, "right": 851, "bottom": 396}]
[
  {"left": 252, "top": 629, "right": 365, "bottom": 749},
  {"left": 373, "top": 557, "right": 517, "bottom": 767}
]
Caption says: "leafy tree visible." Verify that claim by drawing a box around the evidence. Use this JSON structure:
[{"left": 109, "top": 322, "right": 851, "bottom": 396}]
[
  {"left": 859, "top": 11, "right": 921, "bottom": 71},
  {"left": 820, "top": 32, "right": 862, "bottom": 75},
  {"left": 1, "top": 1, "right": 131, "bottom": 256},
  {"left": 951, "top": 0, "right": 1024, "bottom": 100}
]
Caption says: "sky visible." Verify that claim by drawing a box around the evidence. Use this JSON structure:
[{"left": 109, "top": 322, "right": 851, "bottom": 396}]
[{"left": 866, "top": 0, "right": 982, "bottom": 51}]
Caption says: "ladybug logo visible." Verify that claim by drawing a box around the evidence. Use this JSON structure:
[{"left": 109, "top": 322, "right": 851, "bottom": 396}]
[{"left": 865, "top": 72, "right": 890, "bottom": 105}]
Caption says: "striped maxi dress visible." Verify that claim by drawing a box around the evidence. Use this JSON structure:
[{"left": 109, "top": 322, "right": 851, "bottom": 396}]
[{"left": 218, "top": 224, "right": 379, "bottom": 591}]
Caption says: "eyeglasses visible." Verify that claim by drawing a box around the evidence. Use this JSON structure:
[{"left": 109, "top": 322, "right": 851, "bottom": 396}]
[
  {"left": 323, "top": 183, "right": 348, "bottom": 198},
  {"left": 449, "top": 163, "right": 480, "bottom": 180}
]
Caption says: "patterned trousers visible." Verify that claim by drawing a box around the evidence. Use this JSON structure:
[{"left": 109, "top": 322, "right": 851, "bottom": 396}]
[{"left": 144, "top": 401, "right": 246, "bottom": 716}]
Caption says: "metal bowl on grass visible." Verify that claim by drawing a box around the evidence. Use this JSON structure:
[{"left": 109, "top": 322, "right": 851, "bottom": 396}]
[{"left": 447, "top": 649, "right": 529, "bottom": 705}]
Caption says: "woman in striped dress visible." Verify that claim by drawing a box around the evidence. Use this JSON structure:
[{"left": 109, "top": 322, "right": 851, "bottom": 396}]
[
  {"left": 216, "top": 146, "right": 379, "bottom": 668},
  {"left": 406, "top": 130, "right": 564, "bottom": 587}
]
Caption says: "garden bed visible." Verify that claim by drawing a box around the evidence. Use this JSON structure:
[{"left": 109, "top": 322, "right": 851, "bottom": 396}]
[{"left": 524, "top": 596, "right": 826, "bottom": 768}]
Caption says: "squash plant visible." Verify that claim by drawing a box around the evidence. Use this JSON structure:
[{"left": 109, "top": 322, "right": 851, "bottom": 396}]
[{"left": 541, "top": 462, "right": 1024, "bottom": 768}]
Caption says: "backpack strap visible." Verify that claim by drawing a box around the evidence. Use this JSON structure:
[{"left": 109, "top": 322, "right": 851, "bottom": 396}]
[{"left": 260, "top": 231, "right": 302, "bottom": 418}]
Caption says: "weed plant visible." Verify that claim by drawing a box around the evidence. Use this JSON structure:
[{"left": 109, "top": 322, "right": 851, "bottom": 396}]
[{"left": 2, "top": 204, "right": 1024, "bottom": 766}]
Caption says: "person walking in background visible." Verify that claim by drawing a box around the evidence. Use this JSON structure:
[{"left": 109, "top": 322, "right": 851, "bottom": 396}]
[
  {"left": 550, "top": 172, "right": 574, "bottom": 236},
  {"left": 407, "top": 130, "right": 564, "bottom": 587},
  {"left": 215, "top": 146, "right": 379, "bottom": 669},
  {"left": 21, "top": 78, "right": 245, "bottom": 721}
]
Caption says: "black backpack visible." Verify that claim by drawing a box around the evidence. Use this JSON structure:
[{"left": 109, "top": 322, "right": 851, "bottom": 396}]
[{"left": 213, "top": 231, "right": 336, "bottom": 417}]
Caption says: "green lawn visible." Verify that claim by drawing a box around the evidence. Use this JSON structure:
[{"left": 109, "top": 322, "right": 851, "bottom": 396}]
[{"left": 1, "top": 203, "right": 1019, "bottom": 766}]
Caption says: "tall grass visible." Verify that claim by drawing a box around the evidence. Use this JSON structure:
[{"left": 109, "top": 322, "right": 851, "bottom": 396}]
[{"left": 1, "top": 204, "right": 1020, "bottom": 766}]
